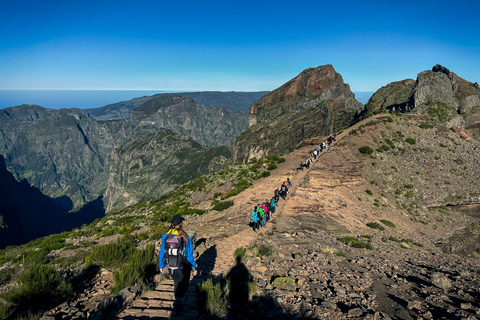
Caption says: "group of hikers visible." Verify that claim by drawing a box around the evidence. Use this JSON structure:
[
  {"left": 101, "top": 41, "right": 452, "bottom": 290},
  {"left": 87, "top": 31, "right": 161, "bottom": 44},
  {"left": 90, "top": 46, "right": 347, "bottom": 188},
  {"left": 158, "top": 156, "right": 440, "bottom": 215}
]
[
  {"left": 157, "top": 132, "right": 339, "bottom": 314},
  {"left": 250, "top": 177, "right": 292, "bottom": 232},
  {"left": 298, "top": 133, "right": 336, "bottom": 171}
]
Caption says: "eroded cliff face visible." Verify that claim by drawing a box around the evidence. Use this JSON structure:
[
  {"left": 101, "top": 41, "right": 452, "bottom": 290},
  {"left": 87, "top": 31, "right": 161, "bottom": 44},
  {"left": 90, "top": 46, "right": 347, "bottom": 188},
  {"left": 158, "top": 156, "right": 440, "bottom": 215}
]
[
  {"left": 104, "top": 129, "right": 231, "bottom": 212},
  {"left": 1, "top": 96, "right": 246, "bottom": 211},
  {"left": 234, "top": 64, "right": 364, "bottom": 162}
]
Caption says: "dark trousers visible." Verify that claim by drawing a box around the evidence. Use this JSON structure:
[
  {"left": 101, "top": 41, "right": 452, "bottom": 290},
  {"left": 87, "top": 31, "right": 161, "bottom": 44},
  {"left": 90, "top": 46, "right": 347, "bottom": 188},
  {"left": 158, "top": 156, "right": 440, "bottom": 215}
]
[{"left": 169, "top": 267, "right": 191, "bottom": 299}]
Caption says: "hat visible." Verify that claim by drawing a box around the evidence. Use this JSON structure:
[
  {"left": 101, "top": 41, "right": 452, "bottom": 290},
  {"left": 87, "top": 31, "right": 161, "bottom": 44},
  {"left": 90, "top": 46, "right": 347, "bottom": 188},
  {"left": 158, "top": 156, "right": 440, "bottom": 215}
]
[{"left": 171, "top": 214, "right": 184, "bottom": 226}]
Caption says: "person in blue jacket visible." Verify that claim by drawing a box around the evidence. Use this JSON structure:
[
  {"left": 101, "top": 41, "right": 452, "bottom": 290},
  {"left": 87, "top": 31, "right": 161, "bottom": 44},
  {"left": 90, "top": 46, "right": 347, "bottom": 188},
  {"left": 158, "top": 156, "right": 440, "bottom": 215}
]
[{"left": 159, "top": 214, "right": 197, "bottom": 313}]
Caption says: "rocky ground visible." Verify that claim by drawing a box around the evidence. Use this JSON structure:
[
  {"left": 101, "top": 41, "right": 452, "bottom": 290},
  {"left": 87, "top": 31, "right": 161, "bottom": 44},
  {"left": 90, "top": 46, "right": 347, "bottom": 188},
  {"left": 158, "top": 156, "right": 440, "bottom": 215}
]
[{"left": 40, "top": 114, "right": 480, "bottom": 320}]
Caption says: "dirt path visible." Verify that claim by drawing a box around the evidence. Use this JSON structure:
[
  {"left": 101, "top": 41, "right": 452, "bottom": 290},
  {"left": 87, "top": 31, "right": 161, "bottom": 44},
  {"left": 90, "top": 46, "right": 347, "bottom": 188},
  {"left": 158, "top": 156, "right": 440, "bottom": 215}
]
[{"left": 113, "top": 119, "right": 376, "bottom": 319}]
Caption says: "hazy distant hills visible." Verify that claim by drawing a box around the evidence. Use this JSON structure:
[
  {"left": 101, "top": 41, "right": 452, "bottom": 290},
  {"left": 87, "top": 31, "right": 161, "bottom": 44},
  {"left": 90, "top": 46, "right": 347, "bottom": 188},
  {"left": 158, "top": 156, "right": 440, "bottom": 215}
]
[{"left": 86, "top": 91, "right": 269, "bottom": 120}]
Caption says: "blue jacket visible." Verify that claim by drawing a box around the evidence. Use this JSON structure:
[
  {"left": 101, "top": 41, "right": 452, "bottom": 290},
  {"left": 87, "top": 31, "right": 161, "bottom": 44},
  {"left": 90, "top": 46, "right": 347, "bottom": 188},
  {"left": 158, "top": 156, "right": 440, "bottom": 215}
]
[{"left": 158, "top": 229, "right": 196, "bottom": 270}]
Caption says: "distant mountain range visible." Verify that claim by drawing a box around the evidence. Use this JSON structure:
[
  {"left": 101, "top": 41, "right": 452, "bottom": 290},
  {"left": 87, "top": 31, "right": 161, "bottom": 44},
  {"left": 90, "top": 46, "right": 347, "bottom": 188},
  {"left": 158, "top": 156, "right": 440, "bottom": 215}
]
[
  {"left": 86, "top": 91, "right": 269, "bottom": 120},
  {"left": 0, "top": 92, "right": 255, "bottom": 216}
]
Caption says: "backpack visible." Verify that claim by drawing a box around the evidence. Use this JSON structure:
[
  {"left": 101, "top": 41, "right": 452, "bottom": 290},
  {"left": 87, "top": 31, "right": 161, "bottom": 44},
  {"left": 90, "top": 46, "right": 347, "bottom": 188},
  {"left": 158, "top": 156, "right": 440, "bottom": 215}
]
[
  {"left": 258, "top": 208, "right": 265, "bottom": 217},
  {"left": 256, "top": 209, "right": 261, "bottom": 220},
  {"left": 164, "top": 233, "right": 185, "bottom": 269}
]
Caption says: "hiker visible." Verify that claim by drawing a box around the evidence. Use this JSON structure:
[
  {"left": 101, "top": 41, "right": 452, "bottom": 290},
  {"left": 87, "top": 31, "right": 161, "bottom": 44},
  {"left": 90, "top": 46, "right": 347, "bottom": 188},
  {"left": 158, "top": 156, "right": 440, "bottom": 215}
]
[
  {"left": 287, "top": 177, "right": 292, "bottom": 188},
  {"left": 280, "top": 182, "right": 288, "bottom": 200},
  {"left": 270, "top": 197, "right": 276, "bottom": 214},
  {"left": 251, "top": 206, "right": 260, "bottom": 232},
  {"left": 261, "top": 202, "right": 269, "bottom": 223},
  {"left": 159, "top": 214, "right": 197, "bottom": 314},
  {"left": 258, "top": 204, "right": 266, "bottom": 227},
  {"left": 274, "top": 187, "right": 280, "bottom": 203}
]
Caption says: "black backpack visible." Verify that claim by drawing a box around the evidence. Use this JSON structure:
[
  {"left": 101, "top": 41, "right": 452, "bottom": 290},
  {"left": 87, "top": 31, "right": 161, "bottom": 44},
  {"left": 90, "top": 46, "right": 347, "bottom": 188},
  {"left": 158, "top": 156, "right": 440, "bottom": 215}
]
[{"left": 164, "top": 233, "right": 185, "bottom": 269}]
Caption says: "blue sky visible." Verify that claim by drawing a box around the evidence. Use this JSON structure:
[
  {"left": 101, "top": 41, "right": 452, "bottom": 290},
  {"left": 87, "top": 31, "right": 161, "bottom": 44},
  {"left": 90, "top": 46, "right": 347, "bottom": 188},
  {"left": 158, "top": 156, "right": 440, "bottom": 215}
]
[{"left": 1, "top": 0, "right": 479, "bottom": 92}]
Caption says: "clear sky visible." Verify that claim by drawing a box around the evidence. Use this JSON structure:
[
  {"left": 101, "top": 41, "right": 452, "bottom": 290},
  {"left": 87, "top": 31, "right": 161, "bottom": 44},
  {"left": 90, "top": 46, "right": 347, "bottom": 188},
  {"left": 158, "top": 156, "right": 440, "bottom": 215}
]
[{"left": 1, "top": 0, "right": 479, "bottom": 92}]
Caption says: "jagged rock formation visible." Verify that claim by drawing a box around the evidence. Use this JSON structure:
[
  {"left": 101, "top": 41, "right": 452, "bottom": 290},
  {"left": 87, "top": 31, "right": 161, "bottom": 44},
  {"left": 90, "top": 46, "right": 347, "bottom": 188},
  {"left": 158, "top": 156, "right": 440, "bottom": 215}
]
[
  {"left": 105, "top": 129, "right": 231, "bottom": 212},
  {"left": 0, "top": 96, "right": 247, "bottom": 211},
  {"left": 233, "top": 64, "right": 364, "bottom": 162},
  {"left": 86, "top": 91, "right": 268, "bottom": 120},
  {"left": 366, "top": 65, "right": 480, "bottom": 142}
]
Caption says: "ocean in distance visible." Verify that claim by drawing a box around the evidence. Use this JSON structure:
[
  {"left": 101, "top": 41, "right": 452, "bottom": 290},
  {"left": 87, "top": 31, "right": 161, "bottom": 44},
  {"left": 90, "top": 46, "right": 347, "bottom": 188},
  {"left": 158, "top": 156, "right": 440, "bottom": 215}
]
[
  {"left": 0, "top": 90, "right": 374, "bottom": 110},
  {"left": 0, "top": 90, "right": 174, "bottom": 110}
]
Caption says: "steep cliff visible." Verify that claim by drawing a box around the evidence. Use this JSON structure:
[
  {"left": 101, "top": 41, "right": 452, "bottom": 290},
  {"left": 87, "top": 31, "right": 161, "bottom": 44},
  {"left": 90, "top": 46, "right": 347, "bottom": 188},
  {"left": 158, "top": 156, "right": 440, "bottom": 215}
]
[
  {"left": 1, "top": 95, "right": 247, "bottom": 211},
  {"left": 0, "top": 155, "right": 103, "bottom": 248},
  {"left": 104, "top": 129, "right": 231, "bottom": 212},
  {"left": 233, "top": 65, "right": 364, "bottom": 162}
]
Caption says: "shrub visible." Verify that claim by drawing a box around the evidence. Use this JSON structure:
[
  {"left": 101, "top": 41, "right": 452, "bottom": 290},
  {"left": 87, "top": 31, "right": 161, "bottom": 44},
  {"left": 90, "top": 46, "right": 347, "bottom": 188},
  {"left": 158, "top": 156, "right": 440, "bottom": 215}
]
[
  {"left": 380, "top": 220, "right": 396, "bottom": 228},
  {"left": 252, "top": 170, "right": 270, "bottom": 180},
  {"left": 111, "top": 244, "right": 156, "bottom": 294},
  {"left": 253, "top": 244, "right": 272, "bottom": 257},
  {"left": 385, "top": 139, "right": 395, "bottom": 148},
  {"left": 212, "top": 200, "right": 234, "bottom": 211},
  {"left": 267, "top": 163, "right": 277, "bottom": 170},
  {"left": 271, "top": 277, "right": 295, "bottom": 290},
  {"left": 358, "top": 146, "right": 374, "bottom": 155},
  {"left": 87, "top": 237, "right": 136, "bottom": 268},
  {"left": 2, "top": 264, "right": 72, "bottom": 310},
  {"left": 366, "top": 222, "right": 385, "bottom": 231},
  {"left": 233, "top": 247, "right": 247, "bottom": 260},
  {"left": 334, "top": 251, "right": 348, "bottom": 258},
  {"left": 419, "top": 123, "right": 434, "bottom": 129},
  {"left": 196, "top": 279, "right": 228, "bottom": 318},
  {"left": 376, "top": 145, "right": 390, "bottom": 152},
  {"left": 405, "top": 138, "right": 416, "bottom": 145},
  {"left": 365, "top": 189, "right": 373, "bottom": 196},
  {"left": 339, "top": 237, "right": 373, "bottom": 250}
]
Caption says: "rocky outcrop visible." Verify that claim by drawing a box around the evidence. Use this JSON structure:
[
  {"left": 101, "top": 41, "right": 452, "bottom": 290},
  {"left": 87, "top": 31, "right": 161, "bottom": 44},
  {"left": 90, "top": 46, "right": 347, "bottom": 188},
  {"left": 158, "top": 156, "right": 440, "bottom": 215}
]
[
  {"left": 365, "top": 65, "right": 480, "bottom": 142},
  {"left": 233, "top": 65, "right": 364, "bottom": 162},
  {"left": 364, "top": 79, "right": 415, "bottom": 115},
  {"left": 104, "top": 129, "right": 231, "bottom": 212}
]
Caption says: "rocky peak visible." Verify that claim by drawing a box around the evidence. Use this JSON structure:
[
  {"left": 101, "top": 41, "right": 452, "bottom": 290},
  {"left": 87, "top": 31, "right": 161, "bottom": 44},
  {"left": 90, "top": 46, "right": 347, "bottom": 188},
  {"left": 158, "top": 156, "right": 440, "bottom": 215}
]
[
  {"left": 234, "top": 64, "right": 363, "bottom": 162},
  {"left": 248, "top": 64, "right": 359, "bottom": 127}
]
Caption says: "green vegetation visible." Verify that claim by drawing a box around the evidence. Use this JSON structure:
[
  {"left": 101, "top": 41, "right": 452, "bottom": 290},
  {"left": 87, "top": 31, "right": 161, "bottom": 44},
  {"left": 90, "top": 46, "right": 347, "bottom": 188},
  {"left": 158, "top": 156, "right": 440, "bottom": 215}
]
[
  {"left": 233, "top": 247, "right": 247, "bottom": 260},
  {"left": 380, "top": 220, "right": 396, "bottom": 228},
  {"left": 365, "top": 189, "right": 373, "bottom": 196},
  {"left": 339, "top": 236, "right": 373, "bottom": 250},
  {"left": 271, "top": 277, "right": 295, "bottom": 290},
  {"left": 1, "top": 264, "right": 72, "bottom": 312},
  {"left": 86, "top": 237, "right": 136, "bottom": 268},
  {"left": 334, "top": 251, "right": 348, "bottom": 258},
  {"left": 111, "top": 244, "right": 156, "bottom": 294},
  {"left": 358, "top": 146, "right": 374, "bottom": 155},
  {"left": 405, "top": 137, "right": 416, "bottom": 145},
  {"left": 419, "top": 123, "right": 434, "bottom": 129},
  {"left": 211, "top": 200, "right": 234, "bottom": 211},
  {"left": 366, "top": 222, "right": 385, "bottom": 231},
  {"left": 196, "top": 279, "right": 228, "bottom": 318},
  {"left": 252, "top": 244, "right": 273, "bottom": 257},
  {"left": 423, "top": 101, "right": 456, "bottom": 123}
]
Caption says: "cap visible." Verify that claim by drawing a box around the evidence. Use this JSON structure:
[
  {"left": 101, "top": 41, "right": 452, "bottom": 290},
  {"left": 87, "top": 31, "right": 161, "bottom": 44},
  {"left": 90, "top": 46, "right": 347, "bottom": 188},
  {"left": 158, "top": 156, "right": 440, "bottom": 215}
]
[{"left": 171, "top": 214, "right": 185, "bottom": 226}]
